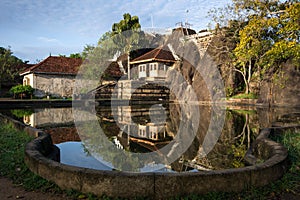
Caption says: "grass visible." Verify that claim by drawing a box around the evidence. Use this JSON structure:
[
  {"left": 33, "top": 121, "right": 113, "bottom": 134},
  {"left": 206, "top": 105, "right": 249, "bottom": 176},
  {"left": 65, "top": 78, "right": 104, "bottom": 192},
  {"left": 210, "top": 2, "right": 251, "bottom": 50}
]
[
  {"left": 0, "top": 122, "right": 61, "bottom": 193},
  {"left": 0, "top": 121, "right": 109, "bottom": 199},
  {"left": 0, "top": 120, "right": 299, "bottom": 200},
  {"left": 230, "top": 93, "right": 258, "bottom": 99}
]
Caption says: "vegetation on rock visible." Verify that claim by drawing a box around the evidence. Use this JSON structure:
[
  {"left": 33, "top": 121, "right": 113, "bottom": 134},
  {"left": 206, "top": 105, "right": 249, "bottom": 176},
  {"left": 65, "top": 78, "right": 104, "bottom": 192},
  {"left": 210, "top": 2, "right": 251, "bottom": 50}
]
[{"left": 209, "top": 0, "right": 300, "bottom": 95}]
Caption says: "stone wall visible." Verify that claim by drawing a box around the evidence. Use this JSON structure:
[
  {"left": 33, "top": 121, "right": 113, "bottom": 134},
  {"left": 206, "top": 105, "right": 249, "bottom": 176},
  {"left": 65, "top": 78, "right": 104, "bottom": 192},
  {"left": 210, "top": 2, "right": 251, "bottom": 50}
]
[
  {"left": 33, "top": 74, "right": 76, "bottom": 98},
  {"left": 24, "top": 127, "right": 289, "bottom": 199}
]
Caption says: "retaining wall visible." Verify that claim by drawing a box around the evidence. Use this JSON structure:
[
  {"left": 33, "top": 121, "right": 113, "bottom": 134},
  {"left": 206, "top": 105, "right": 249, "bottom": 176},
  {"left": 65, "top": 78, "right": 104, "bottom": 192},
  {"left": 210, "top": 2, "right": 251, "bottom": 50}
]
[{"left": 0, "top": 113, "right": 290, "bottom": 199}]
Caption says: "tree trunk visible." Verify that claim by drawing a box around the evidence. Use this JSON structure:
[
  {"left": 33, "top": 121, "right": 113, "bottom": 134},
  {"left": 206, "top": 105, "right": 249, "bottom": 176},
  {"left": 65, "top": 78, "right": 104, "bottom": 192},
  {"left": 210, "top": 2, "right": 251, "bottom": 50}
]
[
  {"left": 246, "top": 60, "right": 252, "bottom": 94},
  {"left": 245, "top": 81, "right": 249, "bottom": 94}
]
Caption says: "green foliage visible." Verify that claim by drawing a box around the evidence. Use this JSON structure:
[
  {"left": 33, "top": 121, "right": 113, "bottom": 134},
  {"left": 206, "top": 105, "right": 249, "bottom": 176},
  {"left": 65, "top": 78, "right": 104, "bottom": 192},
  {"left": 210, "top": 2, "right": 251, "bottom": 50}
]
[
  {"left": 69, "top": 53, "right": 82, "bottom": 59},
  {"left": 9, "top": 84, "right": 34, "bottom": 98},
  {"left": 0, "top": 46, "right": 25, "bottom": 88},
  {"left": 273, "top": 129, "right": 300, "bottom": 172},
  {"left": 11, "top": 109, "right": 34, "bottom": 118},
  {"left": 111, "top": 13, "right": 141, "bottom": 35},
  {"left": 209, "top": 1, "right": 300, "bottom": 94},
  {"left": 230, "top": 92, "right": 258, "bottom": 99},
  {"left": 225, "top": 87, "right": 234, "bottom": 97},
  {"left": 81, "top": 44, "right": 95, "bottom": 59},
  {"left": 0, "top": 122, "right": 60, "bottom": 192},
  {"left": 80, "top": 13, "right": 145, "bottom": 85}
]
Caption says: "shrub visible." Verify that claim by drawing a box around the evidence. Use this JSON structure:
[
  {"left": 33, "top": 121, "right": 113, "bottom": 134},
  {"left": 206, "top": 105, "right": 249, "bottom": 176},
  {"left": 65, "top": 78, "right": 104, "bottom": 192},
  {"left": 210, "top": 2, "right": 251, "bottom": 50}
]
[{"left": 9, "top": 85, "right": 34, "bottom": 99}]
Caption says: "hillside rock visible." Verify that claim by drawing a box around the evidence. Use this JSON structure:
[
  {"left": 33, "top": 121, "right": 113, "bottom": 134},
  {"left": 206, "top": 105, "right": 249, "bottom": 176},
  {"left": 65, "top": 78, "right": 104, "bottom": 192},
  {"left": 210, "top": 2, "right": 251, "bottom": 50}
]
[
  {"left": 165, "top": 31, "right": 226, "bottom": 102},
  {"left": 258, "top": 60, "right": 300, "bottom": 107}
]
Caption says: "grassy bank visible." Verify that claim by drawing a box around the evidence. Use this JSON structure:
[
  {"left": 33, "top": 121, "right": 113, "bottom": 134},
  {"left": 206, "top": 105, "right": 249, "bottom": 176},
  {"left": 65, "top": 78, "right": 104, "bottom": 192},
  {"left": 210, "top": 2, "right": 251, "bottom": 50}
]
[
  {"left": 0, "top": 122, "right": 61, "bottom": 192},
  {"left": 0, "top": 121, "right": 299, "bottom": 199},
  {"left": 229, "top": 93, "right": 258, "bottom": 99}
]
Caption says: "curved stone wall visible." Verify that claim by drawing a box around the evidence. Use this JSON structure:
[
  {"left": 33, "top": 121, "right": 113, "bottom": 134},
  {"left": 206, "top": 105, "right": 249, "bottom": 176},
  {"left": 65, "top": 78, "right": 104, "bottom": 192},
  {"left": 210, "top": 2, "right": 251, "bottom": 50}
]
[{"left": 0, "top": 114, "right": 290, "bottom": 199}]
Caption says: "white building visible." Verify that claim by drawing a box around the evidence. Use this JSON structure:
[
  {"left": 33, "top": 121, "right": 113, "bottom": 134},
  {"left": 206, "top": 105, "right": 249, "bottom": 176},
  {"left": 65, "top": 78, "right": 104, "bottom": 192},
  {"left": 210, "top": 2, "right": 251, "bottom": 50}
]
[
  {"left": 20, "top": 56, "right": 82, "bottom": 98},
  {"left": 130, "top": 46, "right": 176, "bottom": 81}
]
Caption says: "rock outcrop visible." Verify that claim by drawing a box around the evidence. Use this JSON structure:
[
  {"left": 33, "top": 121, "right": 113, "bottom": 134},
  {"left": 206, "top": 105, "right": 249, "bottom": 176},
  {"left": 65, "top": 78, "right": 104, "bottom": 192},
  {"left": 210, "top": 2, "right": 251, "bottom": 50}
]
[{"left": 258, "top": 60, "right": 300, "bottom": 107}]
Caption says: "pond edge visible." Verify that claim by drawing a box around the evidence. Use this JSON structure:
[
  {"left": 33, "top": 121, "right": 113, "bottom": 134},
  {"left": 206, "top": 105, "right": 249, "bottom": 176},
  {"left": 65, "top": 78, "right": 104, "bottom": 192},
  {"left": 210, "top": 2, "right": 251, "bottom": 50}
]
[{"left": 0, "top": 113, "right": 289, "bottom": 199}]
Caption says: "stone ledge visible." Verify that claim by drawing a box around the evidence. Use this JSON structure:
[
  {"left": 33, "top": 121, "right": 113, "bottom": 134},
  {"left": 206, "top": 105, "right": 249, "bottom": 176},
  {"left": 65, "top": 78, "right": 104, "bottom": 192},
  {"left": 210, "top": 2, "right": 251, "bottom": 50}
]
[
  {"left": 24, "top": 130, "right": 289, "bottom": 199},
  {"left": 0, "top": 114, "right": 290, "bottom": 199}
]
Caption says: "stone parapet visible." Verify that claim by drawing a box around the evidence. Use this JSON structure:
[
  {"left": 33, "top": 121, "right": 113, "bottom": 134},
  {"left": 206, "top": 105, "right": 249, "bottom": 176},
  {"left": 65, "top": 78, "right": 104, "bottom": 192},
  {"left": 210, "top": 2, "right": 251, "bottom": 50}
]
[{"left": 0, "top": 113, "right": 290, "bottom": 199}]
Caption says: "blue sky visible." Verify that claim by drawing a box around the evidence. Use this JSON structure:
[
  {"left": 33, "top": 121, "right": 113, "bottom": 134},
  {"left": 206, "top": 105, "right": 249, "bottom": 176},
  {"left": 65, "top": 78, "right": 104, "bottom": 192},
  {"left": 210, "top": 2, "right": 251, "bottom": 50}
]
[{"left": 0, "top": 0, "right": 231, "bottom": 63}]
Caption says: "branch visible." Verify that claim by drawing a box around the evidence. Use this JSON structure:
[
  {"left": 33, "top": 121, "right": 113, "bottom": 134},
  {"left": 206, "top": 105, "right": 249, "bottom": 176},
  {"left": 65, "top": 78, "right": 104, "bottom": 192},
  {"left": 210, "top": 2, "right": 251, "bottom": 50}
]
[{"left": 233, "top": 68, "right": 244, "bottom": 76}]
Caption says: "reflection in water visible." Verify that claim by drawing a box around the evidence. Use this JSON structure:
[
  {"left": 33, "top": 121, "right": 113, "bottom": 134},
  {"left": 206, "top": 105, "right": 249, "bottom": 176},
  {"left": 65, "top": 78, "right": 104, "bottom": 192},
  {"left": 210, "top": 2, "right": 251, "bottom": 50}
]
[
  {"left": 56, "top": 142, "right": 112, "bottom": 171},
  {"left": 20, "top": 107, "right": 79, "bottom": 144},
  {"left": 3, "top": 105, "right": 299, "bottom": 172},
  {"left": 74, "top": 103, "right": 248, "bottom": 172},
  {"left": 108, "top": 105, "right": 173, "bottom": 153},
  {"left": 23, "top": 107, "right": 74, "bottom": 128}
]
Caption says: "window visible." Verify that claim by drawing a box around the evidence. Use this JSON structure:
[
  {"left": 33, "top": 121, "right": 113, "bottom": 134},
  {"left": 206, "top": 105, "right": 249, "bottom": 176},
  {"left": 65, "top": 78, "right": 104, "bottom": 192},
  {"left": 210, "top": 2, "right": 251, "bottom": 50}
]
[{"left": 23, "top": 77, "right": 30, "bottom": 86}]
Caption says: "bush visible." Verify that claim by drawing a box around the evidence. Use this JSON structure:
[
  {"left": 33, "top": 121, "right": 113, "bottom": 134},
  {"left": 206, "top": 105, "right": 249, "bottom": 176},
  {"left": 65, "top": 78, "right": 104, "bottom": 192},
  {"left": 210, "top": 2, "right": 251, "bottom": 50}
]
[{"left": 9, "top": 85, "right": 34, "bottom": 99}]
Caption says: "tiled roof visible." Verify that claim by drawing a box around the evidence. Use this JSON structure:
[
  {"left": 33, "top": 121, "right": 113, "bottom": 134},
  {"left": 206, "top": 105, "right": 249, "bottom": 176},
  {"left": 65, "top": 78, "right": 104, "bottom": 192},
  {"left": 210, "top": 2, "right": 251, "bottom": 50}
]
[
  {"left": 172, "top": 27, "right": 196, "bottom": 35},
  {"left": 130, "top": 46, "right": 176, "bottom": 64},
  {"left": 103, "top": 61, "right": 124, "bottom": 79},
  {"left": 20, "top": 56, "right": 82, "bottom": 75}
]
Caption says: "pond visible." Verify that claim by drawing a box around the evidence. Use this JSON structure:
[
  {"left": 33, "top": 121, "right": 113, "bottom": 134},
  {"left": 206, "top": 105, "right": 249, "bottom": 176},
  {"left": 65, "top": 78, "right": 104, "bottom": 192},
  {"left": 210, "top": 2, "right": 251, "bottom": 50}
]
[{"left": 1, "top": 103, "right": 299, "bottom": 172}]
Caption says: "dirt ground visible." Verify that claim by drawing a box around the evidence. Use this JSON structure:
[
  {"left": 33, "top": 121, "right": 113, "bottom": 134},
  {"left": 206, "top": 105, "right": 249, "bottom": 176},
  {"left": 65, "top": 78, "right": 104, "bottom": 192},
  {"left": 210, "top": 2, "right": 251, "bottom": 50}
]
[
  {"left": 1, "top": 176, "right": 299, "bottom": 200},
  {"left": 0, "top": 177, "right": 70, "bottom": 200}
]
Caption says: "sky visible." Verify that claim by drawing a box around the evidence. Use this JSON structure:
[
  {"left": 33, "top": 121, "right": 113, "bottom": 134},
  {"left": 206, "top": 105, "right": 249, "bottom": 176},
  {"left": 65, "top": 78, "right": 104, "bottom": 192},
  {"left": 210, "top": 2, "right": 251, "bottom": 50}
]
[{"left": 0, "top": 0, "right": 231, "bottom": 63}]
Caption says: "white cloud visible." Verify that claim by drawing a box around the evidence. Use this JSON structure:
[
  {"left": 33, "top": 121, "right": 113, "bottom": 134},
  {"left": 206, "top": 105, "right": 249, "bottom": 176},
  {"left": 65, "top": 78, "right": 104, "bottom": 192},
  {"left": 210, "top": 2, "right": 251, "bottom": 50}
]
[{"left": 37, "top": 36, "right": 60, "bottom": 44}]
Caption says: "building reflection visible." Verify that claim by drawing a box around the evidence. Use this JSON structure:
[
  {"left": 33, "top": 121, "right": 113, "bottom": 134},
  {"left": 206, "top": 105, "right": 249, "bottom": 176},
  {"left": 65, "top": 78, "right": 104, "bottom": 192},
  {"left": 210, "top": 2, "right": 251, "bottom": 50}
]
[
  {"left": 23, "top": 107, "right": 79, "bottom": 144},
  {"left": 23, "top": 107, "right": 74, "bottom": 128},
  {"left": 103, "top": 104, "right": 174, "bottom": 153}
]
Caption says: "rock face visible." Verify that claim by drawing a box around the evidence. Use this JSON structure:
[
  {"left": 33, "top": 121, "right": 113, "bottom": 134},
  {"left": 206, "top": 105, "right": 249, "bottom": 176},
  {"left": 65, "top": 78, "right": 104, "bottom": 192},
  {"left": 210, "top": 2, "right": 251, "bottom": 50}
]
[
  {"left": 258, "top": 60, "right": 300, "bottom": 106},
  {"left": 165, "top": 31, "right": 226, "bottom": 102}
]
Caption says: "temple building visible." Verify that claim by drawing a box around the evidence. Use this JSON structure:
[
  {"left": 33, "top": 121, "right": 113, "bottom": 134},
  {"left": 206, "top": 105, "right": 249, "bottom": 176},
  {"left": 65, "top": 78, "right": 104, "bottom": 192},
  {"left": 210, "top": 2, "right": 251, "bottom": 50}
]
[{"left": 129, "top": 45, "right": 176, "bottom": 81}]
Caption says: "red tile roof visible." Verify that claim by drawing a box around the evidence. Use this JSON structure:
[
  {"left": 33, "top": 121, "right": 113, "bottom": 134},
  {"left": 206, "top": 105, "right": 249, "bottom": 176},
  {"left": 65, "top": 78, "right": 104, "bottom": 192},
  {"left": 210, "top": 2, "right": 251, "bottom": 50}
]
[
  {"left": 130, "top": 46, "right": 176, "bottom": 64},
  {"left": 20, "top": 56, "right": 83, "bottom": 75},
  {"left": 103, "top": 61, "right": 124, "bottom": 80},
  {"left": 172, "top": 27, "right": 196, "bottom": 35}
]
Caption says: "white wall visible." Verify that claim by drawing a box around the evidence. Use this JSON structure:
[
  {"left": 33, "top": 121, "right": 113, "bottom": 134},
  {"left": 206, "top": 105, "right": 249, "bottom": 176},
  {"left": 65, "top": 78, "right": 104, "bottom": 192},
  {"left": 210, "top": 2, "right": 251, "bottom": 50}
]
[
  {"left": 138, "top": 64, "right": 147, "bottom": 78},
  {"left": 23, "top": 74, "right": 34, "bottom": 87}
]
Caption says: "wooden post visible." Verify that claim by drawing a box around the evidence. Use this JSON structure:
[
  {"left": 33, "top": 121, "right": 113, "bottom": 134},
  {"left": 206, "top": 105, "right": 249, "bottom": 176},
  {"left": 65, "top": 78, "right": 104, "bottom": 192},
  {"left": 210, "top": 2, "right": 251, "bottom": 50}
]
[{"left": 128, "top": 54, "right": 130, "bottom": 80}]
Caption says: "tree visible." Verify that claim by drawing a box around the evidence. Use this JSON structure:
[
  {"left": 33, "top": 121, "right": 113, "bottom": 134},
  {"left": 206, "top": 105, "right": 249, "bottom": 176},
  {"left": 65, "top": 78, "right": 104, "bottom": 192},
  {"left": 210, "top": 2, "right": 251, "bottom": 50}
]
[
  {"left": 209, "top": 0, "right": 300, "bottom": 94},
  {"left": 0, "top": 47, "right": 25, "bottom": 90},
  {"left": 69, "top": 53, "right": 82, "bottom": 59},
  {"left": 81, "top": 44, "right": 95, "bottom": 59},
  {"left": 107, "top": 13, "right": 142, "bottom": 79}
]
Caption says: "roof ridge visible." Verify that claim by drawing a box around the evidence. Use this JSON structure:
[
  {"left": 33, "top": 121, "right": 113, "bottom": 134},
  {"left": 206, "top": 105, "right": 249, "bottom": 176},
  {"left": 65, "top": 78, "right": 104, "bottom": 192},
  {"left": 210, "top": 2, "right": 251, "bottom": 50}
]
[
  {"left": 131, "top": 46, "right": 165, "bottom": 62},
  {"left": 153, "top": 45, "right": 164, "bottom": 59},
  {"left": 20, "top": 56, "right": 82, "bottom": 75},
  {"left": 20, "top": 56, "right": 51, "bottom": 74},
  {"left": 131, "top": 47, "right": 157, "bottom": 62}
]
